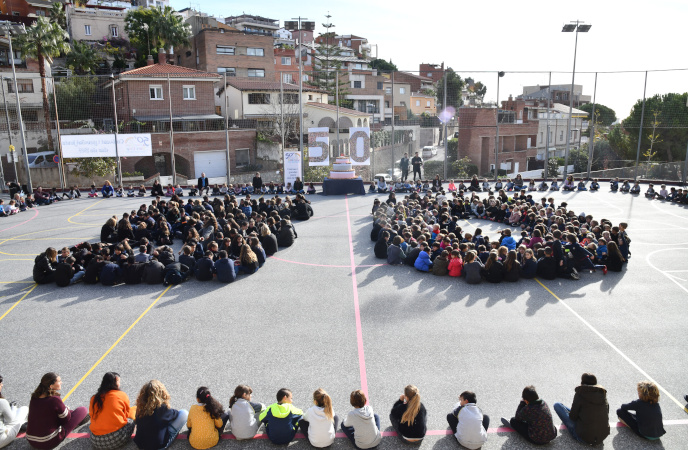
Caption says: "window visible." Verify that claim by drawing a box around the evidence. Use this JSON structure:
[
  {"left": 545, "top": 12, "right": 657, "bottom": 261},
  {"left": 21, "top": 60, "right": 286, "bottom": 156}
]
[
  {"left": 282, "top": 73, "right": 294, "bottom": 83},
  {"left": 353, "top": 81, "right": 362, "bottom": 88},
  {"left": 377, "top": 82, "right": 383, "bottom": 90},
  {"left": 217, "top": 67, "right": 236, "bottom": 76},
  {"left": 399, "top": 87, "right": 406, "bottom": 94},
  {"left": 236, "top": 148, "right": 250, "bottom": 167},
  {"left": 426, "top": 100, "right": 431, "bottom": 107},
  {"left": 385, "top": 101, "right": 390, "bottom": 108},
  {"left": 540, "top": 132, "right": 543, "bottom": 143},
  {"left": 110, "top": 26, "right": 118, "bottom": 37},
  {"left": 354, "top": 63, "right": 363, "bottom": 69},
  {"left": 7, "top": 79, "right": 33, "bottom": 93},
  {"left": 415, "top": 100, "right": 420, "bottom": 106},
  {"left": 182, "top": 85, "right": 196, "bottom": 100},
  {"left": 400, "top": 101, "right": 406, "bottom": 107},
  {"left": 280, "top": 93, "right": 298, "bottom": 104},
  {"left": 281, "top": 57, "right": 291, "bottom": 65},
  {"left": 427, "top": 72, "right": 432, "bottom": 77},
  {"left": 247, "top": 68, "right": 265, "bottom": 78},
  {"left": 559, "top": 131, "right": 564, "bottom": 141},
  {"left": 247, "top": 48, "right": 265, "bottom": 56},
  {"left": 216, "top": 46, "right": 235, "bottom": 55},
  {"left": 84, "top": 25, "right": 91, "bottom": 36},
  {"left": 149, "top": 85, "right": 163, "bottom": 100},
  {"left": 35, "top": 10, "right": 45, "bottom": 16},
  {"left": 248, "top": 93, "right": 270, "bottom": 104},
  {"left": 385, "top": 87, "right": 391, "bottom": 94}
]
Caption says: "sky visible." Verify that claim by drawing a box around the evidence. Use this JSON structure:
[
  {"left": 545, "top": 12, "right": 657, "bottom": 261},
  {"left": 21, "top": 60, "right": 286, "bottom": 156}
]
[{"left": 170, "top": 0, "right": 687, "bottom": 119}]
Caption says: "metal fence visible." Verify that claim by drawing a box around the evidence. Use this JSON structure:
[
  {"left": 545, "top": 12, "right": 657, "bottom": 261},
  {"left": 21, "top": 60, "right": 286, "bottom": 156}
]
[{"left": 1, "top": 67, "right": 687, "bottom": 191}]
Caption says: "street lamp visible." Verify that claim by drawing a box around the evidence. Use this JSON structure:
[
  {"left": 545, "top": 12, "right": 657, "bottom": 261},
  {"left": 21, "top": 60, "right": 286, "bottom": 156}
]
[
  {"left": 1, "top": 20, "right": 32, "bottom": 193},
  {"left": 494, "top": 71, "right": 505, "bottom": 181},
  {"left": 561, "top": 20, "right": 591, "bottom": 179}
]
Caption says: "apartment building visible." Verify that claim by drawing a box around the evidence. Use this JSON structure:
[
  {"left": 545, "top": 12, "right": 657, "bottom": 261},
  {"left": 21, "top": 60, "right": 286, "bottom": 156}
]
[
  {"left": 392, "top": 71, "right": 434, "bottom": 94},
  {"left": 317, "top": 34, "right": 370, "bottom": 56},
  {"left": 419, "top": 62, "right": 444, "bottom": 84},
  {"left": 224, "top": 14, "right": 278, "bottom": 37},
  {"left": 66, "top": 3, "right": 127, "bottom": 43},
  {"left": 340, "top": 70, "right": 387, "bottom": 123},
  {"left": 0, "top": 0, "right": 51, "bottom": 16},
  {"left": 410, "top": 91, "right": 436, "bottom": 116},
  {"left": 383, "top": 80, "right": 411, "bottom": 121},
  {"left": 522, "top": 84, "right": 591, "bottom": 108}
]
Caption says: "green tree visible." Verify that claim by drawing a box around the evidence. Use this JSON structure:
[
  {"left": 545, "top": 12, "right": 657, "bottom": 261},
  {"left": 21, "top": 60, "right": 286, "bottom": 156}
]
[
  {"left": 14, "top": 17, "right": 71, "bottom": 152},
  {"left": 436, "top": 68, "right": 464, "bottom": 110},
  {"left": 69, "top": 157, "right": 117, "bottom": 178},
  {"left": 125, "top": 6, "right": 190, "bottom": 59},
  {"left": 370, "top": 58, "right": 397, "bottom": 72},
  {"left": 54, "top": 76, "right": 96, "bottom": 121},
  {"left": 569, "top": 147, "right": 588, "bottom": 174},
  {"left": 451, "top": 156, "right": 477, "bottom": 178},
  {"left": 311, "top": 33, "right": 351, "bottom": 108},
  {"left": 579, "top": 102, "right": 617, "bottom": 126},
  {"left": 66, "top": 41, "right": 100, "bottom": 75},
  {"left": 608, "top": 124, "right": 632, "bottom": 160},
  {"left": 542, "top": 158, "right": 559, "bottom": 178},
  {"left": 50, "top": 2, "right": 67, "bottom": 30}
]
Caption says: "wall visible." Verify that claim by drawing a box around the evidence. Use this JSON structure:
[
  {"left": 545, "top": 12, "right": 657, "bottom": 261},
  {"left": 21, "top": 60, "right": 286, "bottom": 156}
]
[
  {"left": 419, "top": 127, "right": 438, "bottom": 148},
  {"left": 68, "top": 7, "right": 127, "bottom": 42},
  {"left": 257, "top": 140, "right": 281, "bottom": 161}
]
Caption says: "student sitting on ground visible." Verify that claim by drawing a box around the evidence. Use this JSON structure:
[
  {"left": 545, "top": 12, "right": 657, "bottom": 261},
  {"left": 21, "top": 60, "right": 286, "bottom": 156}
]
[
  {"left": 89, "top": 372, "right": 137, "bottom": 450},
  {"left": 617, "top": 380, "right": 666, "bottom": 441},
  {"left": 259, "top": 388, "right": 303, "bottom": 446},
  {"left": 229, "top": 385, "right": 265, "bottom": 440},
  {"left": 55, "top": 256, "right": 85, "bottom": 287},
  {"left": 446, "top": 390, "right": 488, "bottom": 450},
  {"left": 133, "top": 380, "right": 188, "bottom": 450},
  {"left": 549, "top": 179, "right": 559, "bottom": 191},
  {"left": 577, "top": 179, "right": 587, "bottom": 191},
  {"left": 0, "top": 374, "right": 29, "bottom": 449},
  {"left": 481, "top": 250, "right": 504, "bottom": 283},
  {"left": 630, "top": 181, "right": 641, "bottom": 194},
  {"left": 645, "top": 183, "right": 657, "bottom": 199},
  {"left": 590, "top": 179, "right": 600, "bottom": 191},
  {"left": 187, "top": 387, "right": 228, "bottom": 449},
  {"left": 554, "top": 373, "right": 610, "bottom": 445},
  {"left": 390, "top": 385, "right": 427, "bottom": 443},
  {"left": 387, "top": 235, "right": 406, "bottom": 265},
  {"left": 341, "top": 390, "right": 381, "bottom": 450},
  {"left": 501, "top": 385, "right": 557, "bottom": 445},
  {"left": 33, "top": 247, "right": 58, "bottom": 284},
  {"left": 301, "top": 389, "right": 339, "bottom": 448},
  {"left": 414, "top": 242, "right": 432, "bottom": 272},
  {"left": 432, "top": 250, "right": 450, "bottom": 276},
  {"left": 620, "top": 180, "right": 631, "bottom": 192}
]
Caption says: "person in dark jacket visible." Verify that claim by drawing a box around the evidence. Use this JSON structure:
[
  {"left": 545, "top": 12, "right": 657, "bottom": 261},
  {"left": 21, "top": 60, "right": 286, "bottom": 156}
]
[
  {"left": 123, "top": 256, "right": 146, "bottom": 284},
  {"left": 162, "top": 262, "right": 190, "bottom": 284},
  {"left": 153, "top": 246, "right": 175, "bottom": 267},
  {"left": 259, "top": 388, "right": 303, "bottom": 445},
  {"left": 292, "top": 200, "right": 313, "bottom": 221},
  {"left": 520, "top": 249, "right": 537, "bottom": 279},
  {"left": 141, "top": 259, "right": 164, "bottom": 284},
  {"left": 277, "top": 219, "right": 296, "bottom": 247},
  {"left": 214, "top": 251, "right": 236, "bottom": 283},
  {"left": 480, "top": 251, "right": 504, "bottom": 283},
  {"left": 33, "top": 247, "right": 58, "bottom": 284},
  {"left": 197, "top": 173, "right": 209, "bottom": 196},
  {"left": 390, "top": 385, "right": 427, "bottom": 443},
  {"left": 374, "top": 232, "right": 390, "bottom": 259},
  {"left": 501, "top": 385, "right": 557, "bottom": 445},
  {"left": 503, "top": 250, "right": 520, "bottom": 282},
  {"left": 605, "top": 241, "right": 626, "bottom": 272},
  {"left": 252, "top": 172, "right": 263, "bottom": 192},
  {"left": 403, "top": 244, "right": 421, "bottom": 267},
  {"left": 554, "top": 373, "right": 610, "bottom": 445},
  {"left": 150, "top": 180, "right": 164, "bottom": 197},
  {"left": 387, "top": 236, "right": 406, "bottom": 265},
  {"left": 616, "top": 380, "right": 666, "bottom": 440},
  {"left": 178, "top": 246, "right": 196, "bottom": 273},
  {"left": 84, "top": 256, "right": 107, "bottom": 284},
  {"left": 536, "top": 247, "right": 558, "bottom": 280},
  {"left": 133, "top": 380, "right": 188, "bottom": 450},
  {"left": 100, "top": 262, "right": 122, "bottom": 286},
  {"left": 100, "top": 218, "right": 119, "bottom": 244},
  {"left": 194, "top": 252, "right": 215, "bottom": 281},
  {"left": 54, "top": 257, "right": 85, "bottom": 287}
]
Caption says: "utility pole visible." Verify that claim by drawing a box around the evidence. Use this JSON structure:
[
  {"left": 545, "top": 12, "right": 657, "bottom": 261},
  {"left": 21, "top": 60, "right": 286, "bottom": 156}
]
[{"left": 292, "top": 15, "right": 309, "bottom": 181}]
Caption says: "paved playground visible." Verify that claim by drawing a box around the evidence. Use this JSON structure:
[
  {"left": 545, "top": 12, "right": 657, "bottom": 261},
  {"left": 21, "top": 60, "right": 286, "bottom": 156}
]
[{"left": 0, "top": 188, "right": 686, "bottom": 449}]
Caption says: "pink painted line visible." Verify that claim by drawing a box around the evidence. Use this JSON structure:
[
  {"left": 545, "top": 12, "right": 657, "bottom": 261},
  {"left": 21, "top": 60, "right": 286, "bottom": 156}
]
[
  {"left": 0, "top": 208, "right": 39, "bottom": 233},
  {"left": 345, "top": 194, "right": 369, "bottom": 399}
]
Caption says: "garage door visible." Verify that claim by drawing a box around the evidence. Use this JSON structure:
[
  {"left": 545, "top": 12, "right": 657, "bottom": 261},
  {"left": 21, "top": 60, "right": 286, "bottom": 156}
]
[{"left": 194, "top": 151, "right": 227, "bottom": 179}]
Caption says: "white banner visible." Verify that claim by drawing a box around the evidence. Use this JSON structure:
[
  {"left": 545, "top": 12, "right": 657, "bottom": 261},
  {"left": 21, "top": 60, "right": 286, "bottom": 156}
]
[
  {"left": 283, "top": 151, "right": 302, "bottom": 188},
  {"left": 307, "top": 127, "right": 329, "bottom": 166},
  {"left": 349, "top": 127, "right": 370, "bottom": 166},
  {"left": 60, "top": 134, "right": 153, "bottom": 158}
]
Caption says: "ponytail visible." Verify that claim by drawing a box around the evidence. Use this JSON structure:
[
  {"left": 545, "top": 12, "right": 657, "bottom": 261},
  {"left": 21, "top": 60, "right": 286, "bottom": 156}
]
[
  {"left": 313, "top": 388, "right": 334, "bottom": 422},
  {"left": 32, "top": 372, "right": 60, "bottom": 399},
  {"left": 229, "top": 384, "right": 252, "bottom": 408},
  {"left": 196, "top": 386, "right": 223, "bottom": 420},
  {"left": 401, "top": 385, "right": 421, "bottom": 426}
]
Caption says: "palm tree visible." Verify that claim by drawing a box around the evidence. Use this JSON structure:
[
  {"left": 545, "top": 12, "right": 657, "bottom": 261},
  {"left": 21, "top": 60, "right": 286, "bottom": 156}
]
[
  {"left": 14, "top": 17, "right": 70, "bottom": 152},
  {"left": 148, "top": 6, "right": 191, "bottom": 54},
  {"left": 66, "top": 41, "right": 99, "bottom": 75}
]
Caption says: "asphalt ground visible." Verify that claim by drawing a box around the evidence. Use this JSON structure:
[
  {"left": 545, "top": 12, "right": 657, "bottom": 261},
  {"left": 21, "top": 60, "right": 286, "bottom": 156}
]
[{"left": 0, "top": 188, "right": 686, "bottom": 449}]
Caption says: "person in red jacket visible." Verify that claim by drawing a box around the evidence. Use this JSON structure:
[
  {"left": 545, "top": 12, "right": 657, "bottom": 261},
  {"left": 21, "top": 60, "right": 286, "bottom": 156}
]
[{"left": 448, "top": 250, "right": 463, "bottom": 277}]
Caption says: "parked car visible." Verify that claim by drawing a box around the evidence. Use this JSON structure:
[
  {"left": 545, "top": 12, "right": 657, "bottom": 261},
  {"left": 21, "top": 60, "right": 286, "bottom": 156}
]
[
  {"left": 422, "top": 146, "right": 438, "bottom": 158},
  {"left": 27, "top": 152, "right": 58, "bottom": 169},
  {"left": 374, "top": 173, "right": 393, "bottom": 183}
]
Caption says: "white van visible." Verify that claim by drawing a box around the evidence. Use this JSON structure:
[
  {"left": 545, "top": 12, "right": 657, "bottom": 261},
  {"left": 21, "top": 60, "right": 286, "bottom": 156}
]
[
  {"left": 27, "top": 151, "right": 58, "bottom": 169},
  {"left": 422, "top": 146, "right": 437, "bottom": 159}
]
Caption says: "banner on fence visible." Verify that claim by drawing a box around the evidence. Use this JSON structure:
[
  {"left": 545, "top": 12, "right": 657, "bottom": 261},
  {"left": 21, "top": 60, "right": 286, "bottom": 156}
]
[
  {"left": 349, "top": 127, "right": 370, "bottom": 166},
  {"left": 284, "top": 151, "right": 302, "bottom": 187},
  {"left": 60, "top": 134, "right": 153, "bottom": 158},
  {"left": 307, "top": 127, "right": 329, "bottom": 166}
]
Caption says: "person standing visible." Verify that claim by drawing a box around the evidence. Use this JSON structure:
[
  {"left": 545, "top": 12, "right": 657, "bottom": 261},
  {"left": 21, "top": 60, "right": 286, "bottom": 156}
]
[
  {"left": 197, "top": 173, "right": 209, "bottom": 196},
  {"left": 400, "top": 153, "right": 410, "bottom": 182},
  {"left": 252, "top": 172, "right": 263, "bottom": 193},
  {"left": 411, "top": 152, "right": 423, "bottom": 181}
]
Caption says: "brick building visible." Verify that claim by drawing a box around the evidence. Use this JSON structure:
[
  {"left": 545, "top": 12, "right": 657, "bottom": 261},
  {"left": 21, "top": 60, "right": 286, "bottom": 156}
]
[
  {"left": 392, "top": 71, "right": 434, "bottom": 94},
  {"left": 0, "top": 0, "right": 52, "bottom": 16},
  {"left": 419, "top": 62, "right": 444, "bottom": 84}
]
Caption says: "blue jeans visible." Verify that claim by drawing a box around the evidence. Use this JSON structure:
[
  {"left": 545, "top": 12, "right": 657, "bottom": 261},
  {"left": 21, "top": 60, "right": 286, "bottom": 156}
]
[
  {"left": 341, "top": 413, "right": 380, "bottom": 449},
  {"left": 70, "top": 270, "right": 85, "bottom": 285},
  {"left": 164, "top": 409, "right": 189, "bottom": 448},
  {"left": 554, "top": 403, "right": 584, "bottom": 443}
]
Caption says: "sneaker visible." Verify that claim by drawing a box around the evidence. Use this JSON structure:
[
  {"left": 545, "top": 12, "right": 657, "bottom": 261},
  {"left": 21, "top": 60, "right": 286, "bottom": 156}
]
[
  {"left": 571, "top": 267, "right": 579, "bottom": 276},
  {"left": 603, "top": 266, "right": 608, "bottom": 275},
  {"left": 571, "top": 271, "right": 581, "bottom": 280},
  {"left": 501, "top": 417, "right": 512, "bottom": 429},
  {"left": 19, "top": 422, "right": 27, "bottom": 432}
]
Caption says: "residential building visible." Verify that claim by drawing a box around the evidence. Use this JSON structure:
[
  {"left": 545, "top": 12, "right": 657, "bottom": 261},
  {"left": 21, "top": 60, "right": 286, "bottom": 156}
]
[
  {"left": 340, "top": 70, "right": 386, "bottom": 123},
  {"left": 318, "top": 34, "right": 370, "bottom": 56},
  {"left": 419, "top": 62, "right": 444, "bottom": 84},
  {"left": 307, "top": 42, "right": 372, "bottom": 72},
  {"left": 181, "top": 9, "right": 236, "bottom": 37},
  {"left": 224, "top": 14, "right": 278, "bottom": 37},
  {"left": 66, "top": 3, "right": 127, "bottom": 43},
  {"left": 383, "top": 80, "right": 411, "bottom": 121},
  {"left": 392, "top": 71, "right": 434, "bottom": 94},
  {"left": 521, "top": 84, "right": 590, "bottom": 107},
  {"left": 274, "top": 28, "right": 295, "bottom": 47},
  {"left": 0, "top": 0, "right": 51, "bottom": 17},
  {"left": 282, "top": 25, "right": 313, "bottom": 44},
  {"left": 410, "top": 91, "right": 436, "bottom": 116},
  {"left": 273, "top": 47, "right": 298, "bottom": 84}
]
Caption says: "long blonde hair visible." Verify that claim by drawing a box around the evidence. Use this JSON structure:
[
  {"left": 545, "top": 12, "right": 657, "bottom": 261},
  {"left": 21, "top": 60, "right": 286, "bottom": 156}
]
[
  {"left": 135, "top": 380, "right": 171, "bottom": 419},
  {"left": 401, "top": 385, "right": 421, "bottom": 426},
  {"left": 240, "top": 244, "right": 258, "bottom": 264},
  {"left": 313, "top": 388, "right": 334, "bottom": 422}
]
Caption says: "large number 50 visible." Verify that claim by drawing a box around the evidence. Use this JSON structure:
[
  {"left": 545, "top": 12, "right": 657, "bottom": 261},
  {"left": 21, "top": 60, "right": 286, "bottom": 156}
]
[{"left": 308, "top": 130, "right": 329, "bottom": 163}]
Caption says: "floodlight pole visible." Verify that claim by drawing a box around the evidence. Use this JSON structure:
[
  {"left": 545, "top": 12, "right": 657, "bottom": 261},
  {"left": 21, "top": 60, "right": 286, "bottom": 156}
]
[
  {"left": 562, "top": 20, "right": 589, "bottom": 179},
  {"left": 544, "top": 72, "right": 551, "bottom": 180},
  {"left": 443, "top": 68, "right": 447, "bottom": 180},
  {"left": 634, "top": 71, "right": 648, "bottom": 180},
  {"left": 586, "top": 72, "right": 597, "bottom": 180},
  {"left": 0, "top": 76, "right": 14, "bottom": 184},
  {"left": 110, "top": 74, "right": 122, "bottom": 187},
  {"left": 292, "top": 16, "right": 308, "bottom": 182},
  {"left": 494, "top": 71, "right": 504, "bottom": 180}
]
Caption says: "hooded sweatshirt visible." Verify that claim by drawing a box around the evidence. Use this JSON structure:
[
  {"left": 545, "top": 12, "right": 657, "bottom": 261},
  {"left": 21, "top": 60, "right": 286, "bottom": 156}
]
[
  {"left": 229, "top": 398, "right": 262, "bottom": 440},
  {"left": 568, "top": 385, "right": 610, "bottom": 445},
  {"left": 452, "top": 402, "right": 487, "bottom": 449},
  {"left": 302, "top": 405, "right": 336, "bottom": 448},
  {"left": 259, "top": 402, "right": 303, "bottom": 445},
  {"left": 342, "top": 406, "right": 382, "bottom": 449}
]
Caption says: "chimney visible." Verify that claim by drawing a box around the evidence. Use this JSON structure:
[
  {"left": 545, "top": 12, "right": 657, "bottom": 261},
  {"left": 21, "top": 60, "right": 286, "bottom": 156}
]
[
  {"left": 157, "top": 50, "right": 166, "bottom": 65},
  {"left": 146, "top": 55, "right": 154, "bottom": 66}
]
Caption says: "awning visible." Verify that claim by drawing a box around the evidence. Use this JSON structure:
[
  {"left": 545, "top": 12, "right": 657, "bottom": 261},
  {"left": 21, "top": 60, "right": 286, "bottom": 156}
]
[{"left": 133, "top": 114, "right": 223, "bottom": 121}]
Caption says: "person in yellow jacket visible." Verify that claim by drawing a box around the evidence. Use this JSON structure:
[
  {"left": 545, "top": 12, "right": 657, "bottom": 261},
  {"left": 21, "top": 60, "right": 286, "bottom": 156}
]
[
  {"left": 259, "top": 388, "right": 303, "bottom": 445},
  {"left": 186, "top": 387, "right": 228, "bottom": 449}
]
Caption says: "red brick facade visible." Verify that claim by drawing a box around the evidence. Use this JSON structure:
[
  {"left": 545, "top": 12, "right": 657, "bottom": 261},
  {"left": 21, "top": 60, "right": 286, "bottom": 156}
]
[
  {"left": 419, "top": 63, "right": 444, "bottom": 84},
  {"left": 0, "top": 0, "right": 50, "bottom": 16}
]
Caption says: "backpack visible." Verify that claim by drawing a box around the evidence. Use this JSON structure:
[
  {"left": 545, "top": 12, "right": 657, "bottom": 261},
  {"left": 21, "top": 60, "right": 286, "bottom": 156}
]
[{"left": 163, "top": 269, "right": 183, "bottom": 286}]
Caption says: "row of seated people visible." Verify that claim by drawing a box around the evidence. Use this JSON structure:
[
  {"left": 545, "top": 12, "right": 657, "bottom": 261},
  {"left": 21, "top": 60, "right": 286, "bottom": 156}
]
[{"left": 0, "top": 372, "right": 666, "bottom": 450}]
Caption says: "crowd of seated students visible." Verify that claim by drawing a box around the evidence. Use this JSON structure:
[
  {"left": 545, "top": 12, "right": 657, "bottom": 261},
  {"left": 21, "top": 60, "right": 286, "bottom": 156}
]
[
  {"left": 371, "top": 185, "right": 633, "bottom": 282},
  {"left": 31, "top": 193, "right": 314, "bottom": 287},
  {"left": 0, "top": 371, "right": 668, "bottom": 450}
]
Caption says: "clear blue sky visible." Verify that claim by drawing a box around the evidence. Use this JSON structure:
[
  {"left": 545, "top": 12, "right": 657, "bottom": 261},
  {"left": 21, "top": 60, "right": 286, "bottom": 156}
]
[{"left": 171, "top": 0, "right": 687, "bottom": 118}]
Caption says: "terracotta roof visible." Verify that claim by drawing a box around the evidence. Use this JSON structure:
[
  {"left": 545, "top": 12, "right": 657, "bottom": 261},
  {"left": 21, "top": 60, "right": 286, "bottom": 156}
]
[
  {"left": 398, "top": 71, "right": 434, "bottom": 82},
  {"left": 120, "top": 63, "right": 221, "bottom": 78},
  {"left": 225, "top": 79, "right": 327, "bottom": 93},
  {"left": 305, "top": 102, "right": 371, "bottom": 117}
]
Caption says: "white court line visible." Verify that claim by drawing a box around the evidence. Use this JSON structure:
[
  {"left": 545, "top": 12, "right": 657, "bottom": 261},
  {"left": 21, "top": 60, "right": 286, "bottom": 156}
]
[
  {"left": 663, "top": 269, "right": 688, "bottom": 273},
  {"left": 536, "top": 280, "right": 687, "bottom": 412},
  {"left": 645, "top": 248, "right": 688, "bottom": 296},
  {"left": 667, "top": 274, "right": 687, "bottom": 282},
  {"left": 650, "top": 198, "right": 688, "bottom": 222}
]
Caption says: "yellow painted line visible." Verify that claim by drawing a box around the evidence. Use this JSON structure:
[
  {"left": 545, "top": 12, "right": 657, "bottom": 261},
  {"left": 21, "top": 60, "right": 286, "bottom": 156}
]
[
  {"left": 62, "top": 285, "right": 172, "bottom": 401},
  {"left": 535, "top": 278, "right": 686, "bottom": 412},
  {"left": 67, "top": 199, "right": 105, "bottom": 224},
  {"left": 0, "top": 226, "right": 94, "bottom": 255},
  {"left": 0, "top": 283, "right": 37, "bottom": 322}
]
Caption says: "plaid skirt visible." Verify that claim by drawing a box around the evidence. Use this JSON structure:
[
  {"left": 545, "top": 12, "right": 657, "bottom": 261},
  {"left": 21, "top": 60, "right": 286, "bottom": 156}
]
[{"left": 90, "top": 420, "right": 135, "bottom": 450}]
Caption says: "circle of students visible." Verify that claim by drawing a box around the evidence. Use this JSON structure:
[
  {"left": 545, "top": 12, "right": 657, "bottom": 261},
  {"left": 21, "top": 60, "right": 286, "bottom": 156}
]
[
  {"left": 371, "top": 176, "right": 633, "bottom": 281},
  {"left": 30, "top": 191, "right": 314, "bottom": 287},
  {"left": 0, "top": 371, "right": 672, "bottom": 450}
]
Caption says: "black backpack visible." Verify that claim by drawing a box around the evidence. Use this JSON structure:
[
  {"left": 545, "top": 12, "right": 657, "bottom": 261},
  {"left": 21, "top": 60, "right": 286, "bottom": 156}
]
[{"left": 163, "top": 269, "right": 183, "bottom": 286}]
